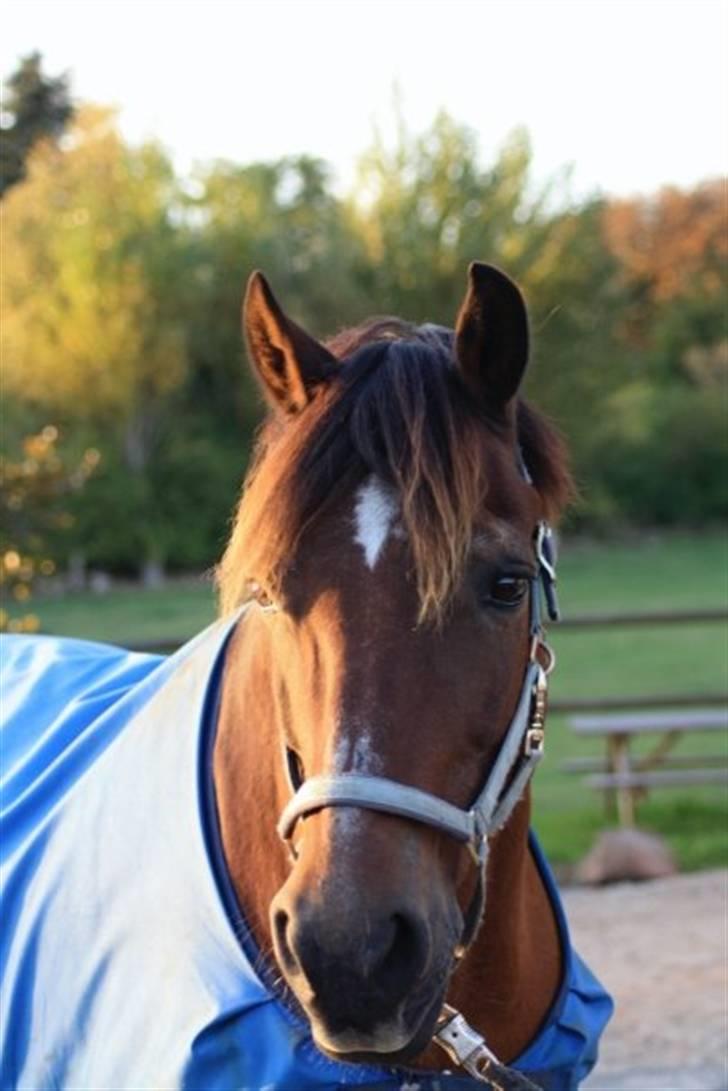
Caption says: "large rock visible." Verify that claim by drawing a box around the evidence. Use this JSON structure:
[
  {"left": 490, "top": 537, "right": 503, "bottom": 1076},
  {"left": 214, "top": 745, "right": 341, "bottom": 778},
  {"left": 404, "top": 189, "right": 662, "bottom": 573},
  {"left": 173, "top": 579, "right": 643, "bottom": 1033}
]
[{"left": 576, "top": 828, "right": 677, "bottom": 884}]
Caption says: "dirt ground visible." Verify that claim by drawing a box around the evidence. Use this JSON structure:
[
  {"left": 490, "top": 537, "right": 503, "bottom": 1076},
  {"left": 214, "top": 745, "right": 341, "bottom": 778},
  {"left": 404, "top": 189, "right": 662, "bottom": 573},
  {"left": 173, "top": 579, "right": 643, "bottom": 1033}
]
[{"left": 562, "top": 869, "right": 727, "bottom": 1091}]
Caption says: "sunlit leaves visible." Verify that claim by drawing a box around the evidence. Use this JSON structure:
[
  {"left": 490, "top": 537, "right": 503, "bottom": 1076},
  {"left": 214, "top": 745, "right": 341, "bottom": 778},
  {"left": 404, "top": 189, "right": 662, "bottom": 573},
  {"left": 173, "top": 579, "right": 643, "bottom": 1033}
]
[
  {"left": 0, "top": 428, "right": 98, "bottom": 631},
  {"left": 1, "top": 106, "right": 187, "bottom": 420}
]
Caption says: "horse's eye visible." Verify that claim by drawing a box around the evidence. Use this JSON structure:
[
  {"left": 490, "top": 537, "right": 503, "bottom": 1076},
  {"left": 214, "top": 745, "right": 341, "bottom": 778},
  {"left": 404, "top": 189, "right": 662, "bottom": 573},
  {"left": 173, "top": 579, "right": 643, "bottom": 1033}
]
[{"left": 490, "top": 575, "right": 530, "bottom": 608}]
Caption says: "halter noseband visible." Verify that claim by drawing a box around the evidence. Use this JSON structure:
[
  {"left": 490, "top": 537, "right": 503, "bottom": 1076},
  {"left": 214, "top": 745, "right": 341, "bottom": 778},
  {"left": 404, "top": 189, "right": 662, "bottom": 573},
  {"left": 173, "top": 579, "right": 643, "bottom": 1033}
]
[{"left": 276, "top": 520, "right": 559, "bottom": 947}]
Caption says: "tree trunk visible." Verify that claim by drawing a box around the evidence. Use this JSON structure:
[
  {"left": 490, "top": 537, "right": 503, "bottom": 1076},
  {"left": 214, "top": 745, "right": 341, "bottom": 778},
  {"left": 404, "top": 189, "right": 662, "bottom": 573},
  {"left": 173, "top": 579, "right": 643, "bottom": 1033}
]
[{"left": 141, "top": 557, "right": 166, "bottom": 589}]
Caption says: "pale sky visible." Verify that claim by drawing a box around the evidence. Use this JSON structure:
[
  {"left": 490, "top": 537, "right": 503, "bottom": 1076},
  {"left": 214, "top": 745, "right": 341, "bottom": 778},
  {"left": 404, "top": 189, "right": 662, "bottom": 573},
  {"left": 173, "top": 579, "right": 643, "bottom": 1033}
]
[{"left": 3, "top": 0, "right": 727, "bottom": 200}]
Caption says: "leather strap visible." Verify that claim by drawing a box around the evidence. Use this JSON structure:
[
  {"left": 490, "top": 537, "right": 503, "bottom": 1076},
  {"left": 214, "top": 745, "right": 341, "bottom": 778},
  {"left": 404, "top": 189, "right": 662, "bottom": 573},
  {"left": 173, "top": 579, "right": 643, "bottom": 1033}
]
[{"left": 278, "top": 773, "right": 477, "bottom": 845}]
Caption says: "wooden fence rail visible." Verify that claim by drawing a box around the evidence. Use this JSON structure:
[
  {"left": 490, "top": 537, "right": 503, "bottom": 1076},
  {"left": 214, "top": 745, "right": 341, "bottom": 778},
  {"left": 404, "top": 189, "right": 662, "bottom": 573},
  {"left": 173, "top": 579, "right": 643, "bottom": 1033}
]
[
  {"left": 549, "top": 692, "right": 728, "bottom": 713},
  {"left": 557, "top": 607, "right": 727, "bottom": 629}
]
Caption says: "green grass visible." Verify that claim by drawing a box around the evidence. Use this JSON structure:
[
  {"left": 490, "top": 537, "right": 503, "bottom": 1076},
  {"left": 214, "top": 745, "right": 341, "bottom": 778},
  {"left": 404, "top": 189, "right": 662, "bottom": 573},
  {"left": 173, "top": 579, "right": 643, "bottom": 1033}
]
[
  {"left": 7, "top": 530, "right": 728, "bottom": 872},
  {"left": 10, "top": 579, "right": 217, "bottom": 645},
  {"left": 556, "top": 530, "right": 728, "bottom": 613},
  {"left": 550, "top": 624, "right": 725, "bottom": 701}
]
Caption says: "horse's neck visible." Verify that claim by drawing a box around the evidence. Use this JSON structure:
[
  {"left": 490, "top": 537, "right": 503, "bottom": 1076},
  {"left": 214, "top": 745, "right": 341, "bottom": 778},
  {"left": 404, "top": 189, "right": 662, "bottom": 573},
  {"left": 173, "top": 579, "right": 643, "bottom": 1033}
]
[{"left": 213, "top": 619, "right": 561, "bottom": 1068}]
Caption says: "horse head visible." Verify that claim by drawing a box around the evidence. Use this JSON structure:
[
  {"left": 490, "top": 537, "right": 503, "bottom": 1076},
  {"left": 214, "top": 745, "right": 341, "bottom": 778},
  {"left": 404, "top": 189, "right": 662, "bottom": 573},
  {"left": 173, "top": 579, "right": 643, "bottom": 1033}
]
[{"left": 214, "top": 263, "right": 572, "bottom": 1066}]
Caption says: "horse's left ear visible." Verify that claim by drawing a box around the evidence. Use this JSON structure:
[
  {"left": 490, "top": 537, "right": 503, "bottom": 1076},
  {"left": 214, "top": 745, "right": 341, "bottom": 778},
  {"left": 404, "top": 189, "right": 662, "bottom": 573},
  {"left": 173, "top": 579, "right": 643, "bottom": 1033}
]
[
  {"left": 454, "top": 262, "right": 529, "bottom": 416},
  {"left": 243, "top": 271, "right": 337, "bottom": 414}
]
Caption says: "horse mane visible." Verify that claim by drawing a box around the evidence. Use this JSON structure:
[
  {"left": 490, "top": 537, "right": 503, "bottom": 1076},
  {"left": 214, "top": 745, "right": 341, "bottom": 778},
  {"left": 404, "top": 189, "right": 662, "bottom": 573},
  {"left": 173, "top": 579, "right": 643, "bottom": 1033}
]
[{"left": 217, "top": 319, "right": 573, "bottom": 622}]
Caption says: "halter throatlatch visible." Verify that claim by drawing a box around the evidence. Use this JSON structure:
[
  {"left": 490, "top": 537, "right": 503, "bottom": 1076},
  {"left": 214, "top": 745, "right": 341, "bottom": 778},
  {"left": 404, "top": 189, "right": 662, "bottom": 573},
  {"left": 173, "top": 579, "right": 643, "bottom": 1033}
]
[{"left": 275, "top": 518, "right": 559, "bottom": 1085}]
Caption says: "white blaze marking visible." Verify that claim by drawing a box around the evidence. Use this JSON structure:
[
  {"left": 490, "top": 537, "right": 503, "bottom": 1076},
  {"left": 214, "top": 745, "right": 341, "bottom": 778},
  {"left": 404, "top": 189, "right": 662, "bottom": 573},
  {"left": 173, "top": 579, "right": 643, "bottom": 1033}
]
[
  {"left": 351, "top": 729, "right": 382, "bottom": 774},
  {"left": 332, "top": 727, "right": 381, "bottom": 776},
  {"left": 331, "top": 726, "right": 381, "bottom": 839},
  {"left": 353, "top": 476, "right": 398, "bottom": 569}
]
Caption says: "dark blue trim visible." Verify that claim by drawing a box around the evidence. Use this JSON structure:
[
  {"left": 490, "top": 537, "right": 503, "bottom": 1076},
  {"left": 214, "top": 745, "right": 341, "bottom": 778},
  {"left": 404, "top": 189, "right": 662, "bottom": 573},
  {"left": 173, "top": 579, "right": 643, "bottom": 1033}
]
[
  {"left": 516, "top": 831, "right": 573, "bottom": 1060},
  {"left": 196, "top": 622, "right": 275, "bottom": 984}
]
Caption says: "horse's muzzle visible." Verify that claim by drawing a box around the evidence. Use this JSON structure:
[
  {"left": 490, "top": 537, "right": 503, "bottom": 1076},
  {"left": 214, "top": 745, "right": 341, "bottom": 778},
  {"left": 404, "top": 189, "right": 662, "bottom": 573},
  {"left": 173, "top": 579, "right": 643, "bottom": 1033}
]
[{"left": 271, "top": 885, "right": 453, "bottom": 1058}]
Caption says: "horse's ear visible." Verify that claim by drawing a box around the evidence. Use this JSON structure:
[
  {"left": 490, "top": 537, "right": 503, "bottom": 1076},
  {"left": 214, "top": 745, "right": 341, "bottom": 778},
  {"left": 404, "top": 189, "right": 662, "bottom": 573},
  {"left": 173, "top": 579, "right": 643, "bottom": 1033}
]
[
  {"left": 454, "top": 262, "right": 529, "bottom": 416},
  {"left": 243, "top": 271, "right": 337, "bottom": 414}
]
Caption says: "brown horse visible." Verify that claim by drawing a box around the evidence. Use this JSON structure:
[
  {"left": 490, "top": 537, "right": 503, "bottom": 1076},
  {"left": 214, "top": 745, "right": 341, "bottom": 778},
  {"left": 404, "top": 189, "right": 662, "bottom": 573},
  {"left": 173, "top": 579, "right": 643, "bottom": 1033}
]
[{"left": 211, "top": 261, "right": 589, "bottom": 1083}]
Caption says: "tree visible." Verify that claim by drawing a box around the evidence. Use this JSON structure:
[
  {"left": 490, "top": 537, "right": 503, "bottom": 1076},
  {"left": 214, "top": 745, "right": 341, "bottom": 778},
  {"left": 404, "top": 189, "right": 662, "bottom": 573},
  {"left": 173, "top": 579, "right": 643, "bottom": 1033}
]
[
  {"left": 352, "top": 113, "right": 539, "bottom": 320},
  {"left": 592, "top": 181, "right": 728, "bottom": 525},
  {"left": 1, "top": 106, "right": 188, "bottom": 577},
  {"left": 0, "top": 52, "right": 73, "bottom": 197},
  {"left": 602, "top": 181, "right": 726, "bottom": 375}
]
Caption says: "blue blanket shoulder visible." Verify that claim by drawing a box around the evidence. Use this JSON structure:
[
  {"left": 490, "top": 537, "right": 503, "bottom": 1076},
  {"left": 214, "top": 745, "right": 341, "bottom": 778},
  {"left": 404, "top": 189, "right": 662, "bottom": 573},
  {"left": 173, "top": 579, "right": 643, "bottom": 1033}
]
[{"left": 2, "top": 635, "right": 164, "bottom": 840}]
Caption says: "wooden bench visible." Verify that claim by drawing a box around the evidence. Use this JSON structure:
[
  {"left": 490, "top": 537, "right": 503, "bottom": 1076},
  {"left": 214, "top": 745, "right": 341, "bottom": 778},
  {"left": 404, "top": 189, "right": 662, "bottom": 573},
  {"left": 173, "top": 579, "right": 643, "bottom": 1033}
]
[{"left": 564, "top": 708, "right": 728, "bottom": 825}]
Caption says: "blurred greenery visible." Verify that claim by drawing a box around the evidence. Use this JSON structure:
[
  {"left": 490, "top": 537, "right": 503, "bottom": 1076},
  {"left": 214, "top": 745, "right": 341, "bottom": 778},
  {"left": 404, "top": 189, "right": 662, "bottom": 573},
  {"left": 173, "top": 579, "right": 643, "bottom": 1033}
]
[
  {"left": 0, "top": 427, "right": 98, "bottom": 632},
  {"left": 1, "top": 56, "right": 726, "bottom": 583},
  {"left": 4, "top": 580, "right": 216, "bottom": 644}
]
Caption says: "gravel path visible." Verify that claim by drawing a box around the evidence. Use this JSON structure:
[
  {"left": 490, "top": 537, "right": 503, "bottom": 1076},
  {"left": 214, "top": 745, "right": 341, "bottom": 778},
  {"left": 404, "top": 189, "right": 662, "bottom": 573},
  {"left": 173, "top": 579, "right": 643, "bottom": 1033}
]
[{"left": 561, "top": 870, "right": 727, "bottom": 1091}]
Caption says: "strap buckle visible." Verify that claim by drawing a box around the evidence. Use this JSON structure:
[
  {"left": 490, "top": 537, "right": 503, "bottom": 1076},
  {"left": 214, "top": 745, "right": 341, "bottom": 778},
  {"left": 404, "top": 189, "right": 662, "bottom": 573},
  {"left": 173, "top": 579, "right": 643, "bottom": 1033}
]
[
  {"left": 524, "top": 664, "right": 548, "bottom": 757},
  {"left": 434, "top": 1004, "right": 500, "bottom": 1081},
  {"left": 524, "top": 726, "right": 545, "bottom": 757},
  {"left": 433, "top": 1004, "right": 544, "bottom": 1090}
]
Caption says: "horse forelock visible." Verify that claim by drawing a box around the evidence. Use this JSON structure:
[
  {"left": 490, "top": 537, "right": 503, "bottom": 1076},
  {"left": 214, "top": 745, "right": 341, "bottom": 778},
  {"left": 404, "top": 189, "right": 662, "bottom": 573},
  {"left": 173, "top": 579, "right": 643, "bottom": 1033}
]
[{"left": 216, "top": 319, "right": 573, "bottom": 622}]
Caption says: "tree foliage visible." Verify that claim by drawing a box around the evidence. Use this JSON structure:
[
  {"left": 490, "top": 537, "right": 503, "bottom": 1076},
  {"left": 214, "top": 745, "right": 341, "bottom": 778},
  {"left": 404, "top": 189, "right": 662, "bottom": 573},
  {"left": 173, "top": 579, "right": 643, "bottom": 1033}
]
[
  {"left": 2, "top": 105, "right": 188, "bottom": 574},
  {"left": 2, "top": 106, "right": 186, "bottom": 421},
  {"left": 352, "top": 116, "right": 544, "bottom": 319},
  {"left": 0, "top": 52, "right": 73, "bottom": 198},
  {"left": 602, "top": 181, "right": 726, "bottom": 379}
]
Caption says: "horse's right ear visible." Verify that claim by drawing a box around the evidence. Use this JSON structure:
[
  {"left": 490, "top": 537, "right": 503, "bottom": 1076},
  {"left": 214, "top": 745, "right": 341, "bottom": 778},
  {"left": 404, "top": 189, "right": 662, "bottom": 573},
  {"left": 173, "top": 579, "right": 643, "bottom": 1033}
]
[
  {"left": 243, "top": 271, "right": 337, "bottom": 414},
  {"left": 454, "top": 262, "right": 529, "bottom": 418}
]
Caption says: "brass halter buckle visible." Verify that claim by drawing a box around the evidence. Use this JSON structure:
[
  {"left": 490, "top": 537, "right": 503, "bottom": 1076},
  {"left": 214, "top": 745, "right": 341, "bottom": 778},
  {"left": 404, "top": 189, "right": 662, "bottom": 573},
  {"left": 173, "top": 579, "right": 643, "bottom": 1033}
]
[{"left": 524, "top": 649, "right": 552, "bottom": 758}]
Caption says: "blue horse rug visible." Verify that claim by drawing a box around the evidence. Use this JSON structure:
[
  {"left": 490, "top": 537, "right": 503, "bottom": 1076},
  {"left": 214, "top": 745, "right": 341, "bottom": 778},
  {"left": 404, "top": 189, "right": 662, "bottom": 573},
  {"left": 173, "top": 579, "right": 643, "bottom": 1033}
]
[{"left": 0, "top": 618, "right": 612, "bottom": 1090}]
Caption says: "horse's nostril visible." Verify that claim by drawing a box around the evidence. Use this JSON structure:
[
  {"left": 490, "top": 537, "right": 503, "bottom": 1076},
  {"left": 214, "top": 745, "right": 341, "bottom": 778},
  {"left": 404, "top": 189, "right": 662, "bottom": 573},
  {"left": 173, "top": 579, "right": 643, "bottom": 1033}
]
[
  {"left": 273, "top": 908, "right": 298, "bottom": 974},
  {"left": 373, "top": 911, "right": 428, "bottom": 989}
]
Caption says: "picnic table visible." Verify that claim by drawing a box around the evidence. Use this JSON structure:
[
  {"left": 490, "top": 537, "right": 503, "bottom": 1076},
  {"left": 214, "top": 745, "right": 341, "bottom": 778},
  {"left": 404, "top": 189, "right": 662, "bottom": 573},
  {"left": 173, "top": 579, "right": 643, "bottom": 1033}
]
[{"left": 563, "top": 708, "right": 728, "bottom": 825}]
